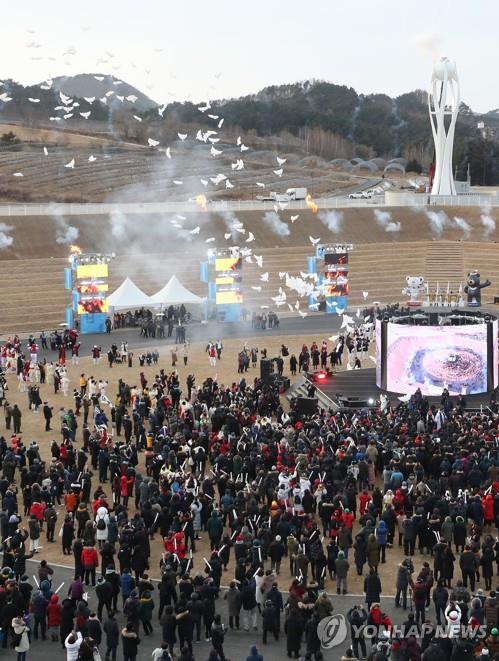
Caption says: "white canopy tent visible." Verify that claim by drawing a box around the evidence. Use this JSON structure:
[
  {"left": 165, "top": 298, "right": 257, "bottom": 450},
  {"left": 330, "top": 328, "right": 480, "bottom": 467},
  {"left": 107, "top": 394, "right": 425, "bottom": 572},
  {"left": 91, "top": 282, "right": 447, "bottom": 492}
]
[
  {"left": 107, "top": 277, "right": 155, "bottom": 310},
  {"left": 150, "top": 275, "right": 205, "bottom": 307}
]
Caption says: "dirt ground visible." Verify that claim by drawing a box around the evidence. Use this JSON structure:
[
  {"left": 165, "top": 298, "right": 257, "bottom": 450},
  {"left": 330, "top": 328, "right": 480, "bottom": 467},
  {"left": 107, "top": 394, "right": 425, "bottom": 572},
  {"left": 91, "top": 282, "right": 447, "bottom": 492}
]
[{"left": 5, "top": 334, "right": 412, "bottom": 596}]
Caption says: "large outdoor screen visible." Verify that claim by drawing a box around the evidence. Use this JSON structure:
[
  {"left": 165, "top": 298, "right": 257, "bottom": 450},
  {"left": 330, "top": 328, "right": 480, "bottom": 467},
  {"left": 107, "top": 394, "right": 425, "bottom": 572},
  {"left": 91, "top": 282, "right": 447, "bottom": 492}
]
[{"left": 386, "top": 323, "right": 488, "bottom": 395}]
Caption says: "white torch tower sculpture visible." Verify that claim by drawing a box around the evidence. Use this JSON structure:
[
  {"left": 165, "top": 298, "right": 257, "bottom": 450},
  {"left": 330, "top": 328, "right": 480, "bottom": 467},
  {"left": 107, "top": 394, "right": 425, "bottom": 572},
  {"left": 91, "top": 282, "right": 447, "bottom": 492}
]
[{"left": 428, "top": 57, "right": 460, "bottom": 195}]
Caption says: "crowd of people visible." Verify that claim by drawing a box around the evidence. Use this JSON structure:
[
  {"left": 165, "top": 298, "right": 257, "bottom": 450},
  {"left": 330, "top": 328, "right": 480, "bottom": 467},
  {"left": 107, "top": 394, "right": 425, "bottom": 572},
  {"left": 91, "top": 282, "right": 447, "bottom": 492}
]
[{"left": 1, "top": 330, "right": 499, "bottom": 661}]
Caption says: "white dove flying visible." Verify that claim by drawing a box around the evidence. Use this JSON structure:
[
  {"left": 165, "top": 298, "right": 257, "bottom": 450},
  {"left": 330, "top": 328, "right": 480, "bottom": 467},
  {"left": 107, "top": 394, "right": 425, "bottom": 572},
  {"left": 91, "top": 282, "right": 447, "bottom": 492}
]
[
  {"left": 210, "top": 145, "right": 222, "bottom": 156},
  {"left": 254, "top": 255, "right": 263, "bottom": 268},
  {"left": 88, "top": 155, "right": 96, "bottom": 162},
  {"left": 177, "top": 133, "right": 187, "bottom": 141},
  {"left": 273, "top": 168, "right": 283, "bottom": 177},
  {"left": 217, "top": 118, "right": 224, "bottom": 128},
  {"left": 28, "top": 98, "right": 40, "bottom": 103},
  {"left": 133, "top": 115, "right": 142, "bottom": 122},
  {"left": 43, "top": 146, "right": 48, "bottom": 156},
  {"left": 260, "top": 272, "right": 269, "bottom": 282},
  {"left": 148, "top": 138, "right": 160, "bottom": 147},
  {"left": 309, "top": 236, "right": 321, "bottom": 246},
  {"left": 189, "top": 226, "right": 200, "bottom": 235},
  {"left": 363, "top": 291, "right": 369, "bottom": 300},
  {"left": 84, "top": 96, "right": 95, "bottom": 103},
  {"left": 225, "top": 180, "right": 234, "bottom": 189},
  {"left": 251, "top": 286, "right": 262, "bottom": 292},
  {"left": 65, "top": 159, "right": 75, "bottom": 169},
  {"left": 245, "top": 232, "right": 255, "bottom": 243},
  {"left": 276, "top": 157, "right": 286, "bottom": 165},
  {"left": 165, "top": 147, "right": 171, "bottom": 159},
  {"left": 291, "top": 215, "right": 299, "bottom": 223},
  {"left": 256, "top": 182, "right": 265, "bottom": 188},
  {"left": 79, "top": 111, "right": 91, "bottom": 119}
]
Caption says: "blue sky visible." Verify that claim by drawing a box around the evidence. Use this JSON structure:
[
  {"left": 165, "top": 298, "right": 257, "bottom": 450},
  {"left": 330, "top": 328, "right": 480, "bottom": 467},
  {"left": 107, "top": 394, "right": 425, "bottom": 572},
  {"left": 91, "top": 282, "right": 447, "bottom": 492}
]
[{"left": 2, "top": 0, "right": 497, "bottom": 111}]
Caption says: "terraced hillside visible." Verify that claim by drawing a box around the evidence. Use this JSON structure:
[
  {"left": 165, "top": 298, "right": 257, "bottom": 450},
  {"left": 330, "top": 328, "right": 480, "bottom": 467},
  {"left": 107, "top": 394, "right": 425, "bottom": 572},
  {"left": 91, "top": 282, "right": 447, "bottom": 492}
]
[{"left": 0, "top": 205, "right": 498, "bottom": 334}]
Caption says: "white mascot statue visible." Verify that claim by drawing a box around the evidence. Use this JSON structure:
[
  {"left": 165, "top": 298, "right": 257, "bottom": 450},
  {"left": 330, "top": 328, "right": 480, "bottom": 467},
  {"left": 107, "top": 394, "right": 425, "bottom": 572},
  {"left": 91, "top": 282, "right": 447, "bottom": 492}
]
[{"left": 402, "top": 275, "right": 426, "bottom": 308}]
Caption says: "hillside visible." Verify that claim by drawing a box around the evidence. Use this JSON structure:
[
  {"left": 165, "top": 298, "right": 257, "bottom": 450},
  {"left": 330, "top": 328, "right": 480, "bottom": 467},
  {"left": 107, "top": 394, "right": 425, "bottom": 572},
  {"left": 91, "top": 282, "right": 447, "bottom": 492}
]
[
  {"left": 51, "top": 73, "right": 157, "bottom": 112},
  {"left": 1, "top": 75, "right": 499, "bottom": 187}
]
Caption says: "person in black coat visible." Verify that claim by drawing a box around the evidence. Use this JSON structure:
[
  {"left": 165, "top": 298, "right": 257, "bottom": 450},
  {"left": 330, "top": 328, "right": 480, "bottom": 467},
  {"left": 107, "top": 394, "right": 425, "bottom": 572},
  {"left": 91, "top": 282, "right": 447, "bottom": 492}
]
[
  {"left": 87, "top": 613, "right": 102, "bottom": 646},
  {"left": 62, "top": 517, "right": 75, "bottom": 556},
  {"left": 131, "top": 545, "right": 148, "bottom": 581},
  {"left": 121, "top": 623, "right": 140, "bottom": 660},
  {"left": 103, "top": 610, "right": 119, "bottom": 661},
  {"left": 160, "top": 605, "right": 177, "bottom": 656},
  {"left": 285, "top": 609, "right": 303, "bottom": 658},
  {"left": 262, "top": 600, "right": 278, "bottom": 643},
  {"left": 305, "top": 612, "right": 321, "bottom": 657},
  {"left": 59, "top": 598, "right": 75, "bottom": 650},
  {"left": 96, "top": 577, "right": 113, "bottom": 620},
  {"left": 364, "top": 567, "right": 382, "bottom": 609}
]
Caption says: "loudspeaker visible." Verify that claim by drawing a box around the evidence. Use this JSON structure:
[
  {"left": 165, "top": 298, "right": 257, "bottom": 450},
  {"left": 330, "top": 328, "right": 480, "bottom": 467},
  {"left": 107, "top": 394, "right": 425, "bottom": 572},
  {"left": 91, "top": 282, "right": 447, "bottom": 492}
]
[
  {"left": 296, "top": 397, "right": 318, "bottom": 415},
  {"left": 260, "top": 358, "right": 274, "bottom": 383},
  {"left": 339, "top": 396, "right": 369, "bottom": 408}
]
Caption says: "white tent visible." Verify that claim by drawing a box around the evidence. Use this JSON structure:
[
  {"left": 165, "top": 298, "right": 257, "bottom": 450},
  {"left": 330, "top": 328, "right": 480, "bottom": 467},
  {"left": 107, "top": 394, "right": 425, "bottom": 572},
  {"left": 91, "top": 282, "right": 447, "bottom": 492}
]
[
  {"left": 107, "top": 277, "right": 155, "bottom": 310},
  {"left": 150, "top": 275, "right": 205, "bottom": 306}
]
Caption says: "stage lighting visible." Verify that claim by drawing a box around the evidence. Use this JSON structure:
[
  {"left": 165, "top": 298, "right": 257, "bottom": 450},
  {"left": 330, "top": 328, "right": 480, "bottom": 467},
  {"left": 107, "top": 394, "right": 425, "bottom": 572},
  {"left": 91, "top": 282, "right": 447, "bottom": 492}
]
[{"left": 368, "top": 398, "right": 374, "bottom": 405}]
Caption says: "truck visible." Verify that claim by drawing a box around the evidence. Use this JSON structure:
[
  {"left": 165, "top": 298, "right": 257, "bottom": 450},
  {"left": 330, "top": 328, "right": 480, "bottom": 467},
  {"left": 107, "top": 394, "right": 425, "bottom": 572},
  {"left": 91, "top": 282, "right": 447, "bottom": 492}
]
[{"left": 257, "top": 187, "right": 308, "bottom": 202}]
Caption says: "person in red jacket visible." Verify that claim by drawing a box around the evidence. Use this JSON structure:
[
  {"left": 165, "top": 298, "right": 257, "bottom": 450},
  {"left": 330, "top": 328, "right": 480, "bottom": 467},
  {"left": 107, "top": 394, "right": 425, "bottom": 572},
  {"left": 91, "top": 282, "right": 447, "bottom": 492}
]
[
  {"left": 81, "top": 544, "right": 99, "bottom": 586},
  {"left": 359, "top": 490, "right": 371, "bottom": 516},
  {"left": 29, "top": 500, "right": 47, "bottom": 531},
  {"left": 47, "top": 593, "right": 62, "bottom": 641},
  {"left": 483, "top": 493, "right": 495, "bottom": 528}
]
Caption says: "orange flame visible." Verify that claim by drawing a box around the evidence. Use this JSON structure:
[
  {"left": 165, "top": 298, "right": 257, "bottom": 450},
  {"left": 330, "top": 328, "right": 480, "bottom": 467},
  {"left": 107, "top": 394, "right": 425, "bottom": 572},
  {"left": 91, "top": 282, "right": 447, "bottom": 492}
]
[
  {"left": 69, "top": 245, "right": 82, "bottom": 255},
  {"left": 195, "top": 194, "right": 207, "bottom": 211},
  {"left": 305, "top": 194, "right": 318, "bottom": 214}
]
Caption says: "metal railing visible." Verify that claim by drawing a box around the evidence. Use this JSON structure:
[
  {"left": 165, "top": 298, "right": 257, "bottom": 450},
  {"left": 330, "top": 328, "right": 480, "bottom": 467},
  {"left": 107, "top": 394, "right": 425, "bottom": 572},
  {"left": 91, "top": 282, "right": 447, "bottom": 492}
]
[{"left": 0, "top": 194, "right": 496, "bottom": 216}]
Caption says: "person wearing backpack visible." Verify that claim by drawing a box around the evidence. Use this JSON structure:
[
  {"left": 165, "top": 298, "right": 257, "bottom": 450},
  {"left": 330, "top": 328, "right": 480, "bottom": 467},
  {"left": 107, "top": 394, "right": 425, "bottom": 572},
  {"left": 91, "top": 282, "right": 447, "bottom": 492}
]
[
  {"left": 11, "top": 615, "right": 30, "bottom": 661},
  {"left": 95, "top": 506, "right": 110, "bottom": 549}
]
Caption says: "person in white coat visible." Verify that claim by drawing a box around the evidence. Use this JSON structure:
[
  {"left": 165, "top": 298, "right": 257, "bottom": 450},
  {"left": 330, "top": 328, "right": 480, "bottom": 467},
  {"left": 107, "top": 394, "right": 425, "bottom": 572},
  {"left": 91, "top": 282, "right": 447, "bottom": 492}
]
[
  {"left": 445, "top": 602, "right": 462, "bottom": 637},
  {"left": 95, "top": 506, "right": 110, "bottom": 548},
  {"left": 12, "top": 616, "right": 30, "bottom": 661},
  {"left": 65, "top": 631, "right": 83, "bottom": 661}
]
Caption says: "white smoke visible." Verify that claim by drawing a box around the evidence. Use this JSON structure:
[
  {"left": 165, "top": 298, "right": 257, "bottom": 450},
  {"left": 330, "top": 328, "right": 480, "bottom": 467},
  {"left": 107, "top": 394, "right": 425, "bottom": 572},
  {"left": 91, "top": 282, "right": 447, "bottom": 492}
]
[
  {"left": 318, "top": 210, "right": 343, "bottom": 234},
  {"left": 373, "top": 209, "right": 401, "bottom": 232},
  {"left": 55, "top": 225, "right": 79, "bottom": 245},
  {"left": 453, "top": 216, "right": 471, "bottom": 239},
  {"left": 0, "top": 222, "right": 13, "bottom": 249},
  {"left": 481, "top": 212, "right": 496, "bottom": 238},
  {"left": 414, "top": 32, "right": 444, "bottom": 60},
  {"left": 425, "top": 210, "right": 449, "bottom": 236},
  {"left": 222, "top": 211, "right": 244, "bottom": 238},
  {"left": 262, "top": 211, "right": 290, "bottom": 237}
]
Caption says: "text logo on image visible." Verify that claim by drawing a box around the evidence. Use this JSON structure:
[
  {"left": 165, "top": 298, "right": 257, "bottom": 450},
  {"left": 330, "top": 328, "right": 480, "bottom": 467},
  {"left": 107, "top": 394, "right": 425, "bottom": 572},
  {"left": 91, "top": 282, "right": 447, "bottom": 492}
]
[{"left": 317, "top": 614, "right": 348, "bottom": 649}]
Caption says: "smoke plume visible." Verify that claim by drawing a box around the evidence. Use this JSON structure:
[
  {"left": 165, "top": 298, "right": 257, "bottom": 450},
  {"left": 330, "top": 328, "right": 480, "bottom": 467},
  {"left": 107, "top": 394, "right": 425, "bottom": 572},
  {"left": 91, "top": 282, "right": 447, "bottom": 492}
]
[
  {"left": 318, "top": 210, "right": 343, "bottom": 234},
  {"left": 262, "top": 212, "right": 290, "bottom": 237},
  {"left": 55, "top": 225, "right": 79, "bottom": 245},
  {"left": 0, "top": 223, "right": 13, "bottom": 249},
  {"left": 481, "top": 212, "right": 496, "bottom": 238},
  {"left": 425, "top": 210, "right": 449, "bottom": 236},
  {"left": 373, "top": 209, "right": 401, "bottom": 232},
  {"left": 453, "top": 216, "right": 471, "bottom": 239}
]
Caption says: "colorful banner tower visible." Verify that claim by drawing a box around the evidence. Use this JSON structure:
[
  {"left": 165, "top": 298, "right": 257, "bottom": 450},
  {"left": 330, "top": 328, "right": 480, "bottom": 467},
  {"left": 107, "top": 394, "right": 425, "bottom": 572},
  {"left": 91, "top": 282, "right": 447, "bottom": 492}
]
[
  {"left": 200, "top": 248, "right": 243, "bottom": 322},
  {"left": 64, "top": 246, "right": 114, "bottom": 334},
  {"left": 307, "top": 243, "right": 354, "bottom": 313}
]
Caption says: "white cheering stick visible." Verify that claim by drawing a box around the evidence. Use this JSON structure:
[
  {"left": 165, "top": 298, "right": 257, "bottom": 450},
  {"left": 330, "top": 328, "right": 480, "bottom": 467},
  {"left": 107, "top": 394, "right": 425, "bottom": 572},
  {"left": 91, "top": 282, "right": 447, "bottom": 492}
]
[
  {"left": 32, "top": 575, "right": 40, "bottom": 588},
  {"left": 186, "top": 550, "right": 193, "bottom": 573},
  {"left": 54, "top": 582, "right": 65, "bottom": 594},
  {"left": 231, "top": 530, "right": 238, "bottom": 540},
  {"left": 203, "top": 557, "right": 212, "bottom": 571}
]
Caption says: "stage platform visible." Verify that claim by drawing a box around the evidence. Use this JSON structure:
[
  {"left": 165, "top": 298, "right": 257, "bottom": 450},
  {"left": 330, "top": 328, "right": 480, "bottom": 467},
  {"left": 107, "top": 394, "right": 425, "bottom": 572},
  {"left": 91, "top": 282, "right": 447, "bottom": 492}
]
[{"left": 314, "top": 367, "right": 496, "bottom": 411}]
